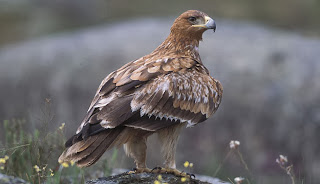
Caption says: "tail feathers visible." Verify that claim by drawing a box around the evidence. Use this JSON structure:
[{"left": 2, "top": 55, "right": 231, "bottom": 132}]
[{"left": 58, "top": 127, "right": 124, "bottom": 167}]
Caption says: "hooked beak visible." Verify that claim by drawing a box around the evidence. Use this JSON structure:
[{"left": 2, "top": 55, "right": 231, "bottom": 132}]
[{"left": 192, "top": 16, "right": 216, "bottom": 32}]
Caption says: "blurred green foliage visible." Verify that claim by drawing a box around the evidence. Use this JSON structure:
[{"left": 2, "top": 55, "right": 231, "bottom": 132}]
[
  {"left": 0, "top": 118, "right": 79, "bottom": 183},
  {"left": 0, "top": 0, "right": 319, "bottom": 46},
  {"left": 0, "top": 100, "right": 118, "bottom": 183}
]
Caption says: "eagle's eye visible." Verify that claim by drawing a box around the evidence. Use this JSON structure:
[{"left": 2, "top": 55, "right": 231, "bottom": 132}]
[{"left": 188, "top": 16, "right": 197, "bottom": 22}]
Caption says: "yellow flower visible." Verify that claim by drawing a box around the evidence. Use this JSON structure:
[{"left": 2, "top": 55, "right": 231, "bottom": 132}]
[
  {"left": 4, "top": 155, "right": 9, "bottom": 160},
  {"left": 61, "top": 162, "right": 69, "bottom": 168},
  {"left": 33, "top": 165, "right": 41, "bottom": 172},
  {"left": 0, "top": 158, "right": 6, "bottom": 164},
  {"left": 183, "top": 161, "right": 190, "bottom": 167},
  {"left": 59, "top": 123, "right": 65, "bottom": 130},
  {"left": 181, "top": 177, "right": 187, "bottom": 182},
  {"left": 49, "top": 168, "right": 54, "bottom": 176},
  {"left": 154, "top": 180, "right": 161, "bottom": 184},
  {"left": 157, "top": 175, "right": 162, "bottom": 180},
  {"left": 183, "top": 161, "right": 189, "bottom": 168},
  {"left": 70, "top": 160, "right": 75, "bottom": 166},
  {"left": 189, "top": 163, "right": 193, "bottom": 167}
]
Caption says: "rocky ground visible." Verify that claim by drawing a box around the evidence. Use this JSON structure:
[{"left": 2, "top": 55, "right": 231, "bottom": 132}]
[
  {"left": 86, "top": 173, "right": 213, "bottom": 184},
  {"left": 0, "top": 174, "right": 28, "bottom": 184},
  {"left": 0, "top": 172, "right": 227, "bottom": 184}
]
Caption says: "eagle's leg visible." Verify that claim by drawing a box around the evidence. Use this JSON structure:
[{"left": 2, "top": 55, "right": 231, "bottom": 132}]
[
  {"left": 124, "top": 134, "right": 151, "bottom": 173},
  {"left": 156, "top": 123, "right": 191, "bottom": 177}
]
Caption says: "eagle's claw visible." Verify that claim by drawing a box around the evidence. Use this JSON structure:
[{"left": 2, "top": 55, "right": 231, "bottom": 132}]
[
  {"left": 127, "top": 167, "right": 151, "bottom": 174},
  {"left": 151, "top": 166, "right": 163, "bottom": 172},
  {"left": 186, "top": 173, "right": 196, "bottom": 179},
  {"left": 126, "top": 168, "right": 137, "bottom": 174},
  {"left": 150, "top": 167, "right": 195, "bottom": 178}
]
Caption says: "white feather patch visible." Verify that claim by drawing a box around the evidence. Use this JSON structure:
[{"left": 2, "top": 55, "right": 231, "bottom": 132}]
[
  {"left": 100, "top": 120, "right": 114, "bottom": 129},
  {"left": 94, "top": 93, "right": 116, "bottom": 108}
]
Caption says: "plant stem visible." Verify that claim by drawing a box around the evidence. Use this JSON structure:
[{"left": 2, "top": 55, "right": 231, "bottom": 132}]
[{"left": 214, "top": 149, "right": 232, "bottom": 177}]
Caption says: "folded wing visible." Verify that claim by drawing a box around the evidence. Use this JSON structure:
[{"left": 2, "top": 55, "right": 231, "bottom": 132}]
[{"left": 67, "top": 57, "right": 222, "bottom": 147}]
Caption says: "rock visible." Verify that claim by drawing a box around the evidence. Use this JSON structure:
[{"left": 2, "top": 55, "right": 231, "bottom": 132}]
[
  {"left": 86, "top": 172, "right": 227, "bottom": 184},
  {"left": 0, "top": 174, "right": 29, "bottom": 184}
]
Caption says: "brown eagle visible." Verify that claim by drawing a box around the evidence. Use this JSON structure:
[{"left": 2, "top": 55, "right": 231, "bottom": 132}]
[{"left": 59, "top": 10, "right": 222, "bottom": 176}]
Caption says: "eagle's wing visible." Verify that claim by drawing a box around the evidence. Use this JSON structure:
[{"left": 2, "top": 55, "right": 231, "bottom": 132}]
[
  {"left": 67, "top": 57, "right": 222, "bottom": 147},
  {"left": 128, "top": 66, "right": 223, "bottom": 130}
]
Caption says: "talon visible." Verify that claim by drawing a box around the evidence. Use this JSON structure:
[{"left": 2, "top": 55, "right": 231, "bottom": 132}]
[
  {"left": 136, "top": 168, "right": 152, "bottom": 173},
  {"left": 187, "top": 173, "right": 196, "bottom": 179},
  {"left": 151, "top": 166, "right": 162, "bottom": 172},
  {"left": 127, "top": 168, "right": 137, "bottom": 174}
]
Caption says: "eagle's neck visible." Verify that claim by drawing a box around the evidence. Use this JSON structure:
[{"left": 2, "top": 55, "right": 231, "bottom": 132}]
[{"left": 153, "top": 32, "right": 202, "bottom": 62}]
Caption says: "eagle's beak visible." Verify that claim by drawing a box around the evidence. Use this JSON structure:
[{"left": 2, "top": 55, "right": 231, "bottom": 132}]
[{"left": 192, "top": 16, "right": 216, "bottom": 32}]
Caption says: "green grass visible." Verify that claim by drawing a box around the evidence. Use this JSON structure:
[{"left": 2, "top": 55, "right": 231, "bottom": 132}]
[
  {"left": 0, "top": 101, "right": 117, "bottom": 184},
  {"left": 0, "top": 118, "right": 82, "bottom": 183}
]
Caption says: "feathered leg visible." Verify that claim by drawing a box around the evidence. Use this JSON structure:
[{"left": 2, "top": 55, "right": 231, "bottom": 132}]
[
  {"left": 155, "top": 123, "right": 192, "bottom": 177},
  {"left": 158, "top": 123, "right": 185, "bottom": 169},
  {"left": 124, "top": 132, "right": 151, "bottom": 173}
]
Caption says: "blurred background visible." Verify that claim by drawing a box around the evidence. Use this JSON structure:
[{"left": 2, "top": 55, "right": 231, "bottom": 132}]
[{"left": 1, "top": 0, "right": 320, "bottom": 183}]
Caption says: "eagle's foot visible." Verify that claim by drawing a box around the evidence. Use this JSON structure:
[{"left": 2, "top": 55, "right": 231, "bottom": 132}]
[
  {"left": 186, "top": 173, "right": 196, "bottom": 179},
  {"left": 127, "top": 167, "right": 152, "bottom": 174},
  {"left": 151, "top": 166, "right": 163, "bottom": 172},
  {"left": 151, "top": 167, "right": 195, "bottom": 178}
]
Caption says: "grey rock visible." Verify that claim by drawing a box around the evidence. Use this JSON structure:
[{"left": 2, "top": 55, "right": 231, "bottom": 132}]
[
  {"left": 0, "top": 174, "right": 29, "bottom": 184},
  {"left": 86, "top": 172, "right": 227, "bottom": 184},
  {"left": 108, "top": 169, "right": 229, "bottom": 184}
]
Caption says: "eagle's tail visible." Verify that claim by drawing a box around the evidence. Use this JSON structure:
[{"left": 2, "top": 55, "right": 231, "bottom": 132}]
[{"left": 58, "top": 127, "right": 125, "bottom": 167}]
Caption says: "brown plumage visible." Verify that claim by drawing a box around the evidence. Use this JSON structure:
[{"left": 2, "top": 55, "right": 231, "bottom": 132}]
[{"left": 59, "top": 10, "right": 223, "bottom": 173}]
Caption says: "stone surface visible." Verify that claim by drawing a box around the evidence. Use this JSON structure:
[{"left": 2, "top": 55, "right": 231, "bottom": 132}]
[
  {"left": 0, "top": 174, "right": 28, "bottom": 184},
  {"left": 86, "top": 172, "right": 228, "bottom": 184}
]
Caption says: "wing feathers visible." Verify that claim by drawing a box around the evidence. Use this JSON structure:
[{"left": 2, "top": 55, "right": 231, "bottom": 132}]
[
  {"left": 97, "top": 95, "right": 135, "bottom": 128},
  {"left": 100, "top": 78, "right": 116, "bottom": 96},
  {"left": 124, "top": 113, "right": 178, "bottom": 132},
  {"left": 62, "top": 55, "right": 223, "bottom": 167},
  {"left": 114, "top": 80, "right": 142, "bottom": 93},
  {"left": 59, "top": 127, "right": 126, "bottom": 167},
  {"left": 131, "top": 67, "right": 222, "bottom": 126}
]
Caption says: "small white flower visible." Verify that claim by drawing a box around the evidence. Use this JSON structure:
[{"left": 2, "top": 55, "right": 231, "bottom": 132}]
[
  {"left": 276, "top": 154, "right": 288, "bottom": 165},
  {"left": 229, "top": 140, "right": 240, "bottom": 149},
  {"left": 280, "top": 155, "right": 288, "bottom": 163},
  {"left": 234, "top": 177, "right": 245, "bottom": 183}
]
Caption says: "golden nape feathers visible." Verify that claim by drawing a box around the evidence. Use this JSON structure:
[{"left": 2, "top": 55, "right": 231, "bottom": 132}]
[{"left": 59, "top": 10, "right": 222, "bottom": 174}]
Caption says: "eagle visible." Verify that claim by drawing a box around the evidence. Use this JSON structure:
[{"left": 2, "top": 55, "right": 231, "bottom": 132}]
[{"left": 59, "top": 10, "right": 223, "bottom": 176}]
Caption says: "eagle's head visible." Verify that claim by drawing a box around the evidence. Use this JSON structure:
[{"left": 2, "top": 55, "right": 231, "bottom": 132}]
[{"left": 170, "top": 10, "right": 216, "bottom": 41}]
